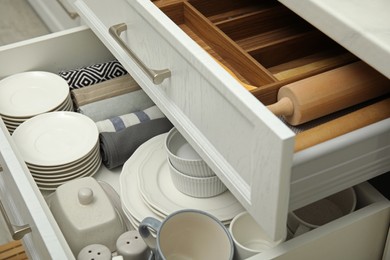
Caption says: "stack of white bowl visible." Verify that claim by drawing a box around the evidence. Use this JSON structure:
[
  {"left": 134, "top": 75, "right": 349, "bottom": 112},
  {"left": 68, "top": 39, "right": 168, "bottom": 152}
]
[
  {"left": 165, "top": 127, "right": 227, "bottom": 198},
  {"left": 0, "top": 71, "right": 73, "bottom": 134},
  {"left": 120, "top": 134, "right": 244, "bottom": 231}
]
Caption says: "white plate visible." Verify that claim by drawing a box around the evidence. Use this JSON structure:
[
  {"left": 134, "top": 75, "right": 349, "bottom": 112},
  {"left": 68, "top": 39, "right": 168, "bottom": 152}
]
[
  {"left": 26, "top": 142, "right": 99, "bottom": 172},
  {"left": 32, "top": 155, "right": 101, "bottom": 183},
  {"left": 120, "top": 139, "right": 164, "bottom": 224},
  {"left": 129, "top": 134, "right": 244, "bottom": 222},
  {"left": 0, "top": 95, "right": 72, "bottom": 123},
  {"left": 30, "top": 149, "right": 101, "bottom": 179},
  {"left": 35, "top": 159, "right": 102, "bottom": 190},
  {"left": 12, "top": 112, "right": 99, "bottom": 166},
  {"left": 0, "top": 71, "right": 69, "bottom": 117}
]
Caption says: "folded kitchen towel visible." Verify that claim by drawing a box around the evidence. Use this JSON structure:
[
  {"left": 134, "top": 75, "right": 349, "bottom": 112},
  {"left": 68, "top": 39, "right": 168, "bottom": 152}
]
[
  {"left": 95, "top": 106, "right": 165, "bottom": 133},
  {"left": 99, "top": 118, "right": 173, "bottom": 169},
  {"left": 59, "top": 60, "right": 128, "bottom": 89},
  {"left": 77, "top": 89, "right": 155, "bottom": 122},
  {"left": 71, "top": 74, "right": 140, "bottom": 108}
]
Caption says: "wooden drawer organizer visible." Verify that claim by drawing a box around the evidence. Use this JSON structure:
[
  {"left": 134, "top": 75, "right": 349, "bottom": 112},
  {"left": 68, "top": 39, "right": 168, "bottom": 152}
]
[
  {"left": 154, "top": 0, "right": 389, "bottom": 151},
  {"left": 154, "top": 0, "right": 359, "bottom": 105}
]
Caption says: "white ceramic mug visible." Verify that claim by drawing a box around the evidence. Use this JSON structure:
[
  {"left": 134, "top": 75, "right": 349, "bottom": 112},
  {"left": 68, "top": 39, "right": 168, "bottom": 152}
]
[
  {"left": 288, "top": 187, "right": 357, "bottom": 237},
  {"left": 229, "top": 211, "right": 285, "bottom": 259},
  {"left": 139, "top": 209, "right": 234, "bottom": 260}
]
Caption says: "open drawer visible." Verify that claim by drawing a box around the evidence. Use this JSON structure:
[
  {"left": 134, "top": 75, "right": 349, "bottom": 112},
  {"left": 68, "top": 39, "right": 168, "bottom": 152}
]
[
  {"left": 0, "top": 26, "right": 114, "bottom": 259},
  {"left": 73, "top": 0, "right": 390, "bottom": 240},
  {"left": 27, "top": 0, "right": 82, "bottom": 32},
  {"left": 0, "top": 26, "right": 389, "bottom": 259}
]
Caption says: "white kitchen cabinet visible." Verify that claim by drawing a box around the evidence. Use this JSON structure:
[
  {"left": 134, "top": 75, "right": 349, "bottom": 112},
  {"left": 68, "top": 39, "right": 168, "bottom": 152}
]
[
  {"left": 0, "top": 0, "right": 389, "bottom": 258},
  {"left": 279, "top": 0, "right": 390, "bottom": 80},
  {"left": 27, "top": 0, "right": 81, "bottom": 32},
  {"left": 73, "top": 0, "right": 390, "bottom": 241}
]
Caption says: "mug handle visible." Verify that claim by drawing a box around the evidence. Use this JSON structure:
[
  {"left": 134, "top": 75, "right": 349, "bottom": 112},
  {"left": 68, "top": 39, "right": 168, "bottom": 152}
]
[{"left": 139, "top": 217, "right": 162, "bottom": 252}]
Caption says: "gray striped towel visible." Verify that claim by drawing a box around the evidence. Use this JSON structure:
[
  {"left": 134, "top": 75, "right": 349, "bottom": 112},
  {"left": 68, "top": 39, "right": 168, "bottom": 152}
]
[{"left": 95, "top": 106, "right": 165, "bottom": 133}]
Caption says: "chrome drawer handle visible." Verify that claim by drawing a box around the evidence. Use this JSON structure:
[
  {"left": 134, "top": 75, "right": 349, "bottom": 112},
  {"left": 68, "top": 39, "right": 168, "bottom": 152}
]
[
  {"left": 0, "top": 199, "right": 31, "bottom": 240},
  {"left": 109, "top": 23, "right": 171, "bottom": 85},
  {"left": 56, "top": 0, "right": 79, "bottom": 19}
]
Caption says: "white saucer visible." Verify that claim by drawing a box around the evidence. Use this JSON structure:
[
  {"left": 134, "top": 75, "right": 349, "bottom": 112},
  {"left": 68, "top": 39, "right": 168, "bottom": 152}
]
[
  {"left": 32, "top": 155, "right": 101, "bottom": 183},
  {"left": 35, "top": 159, "right": 102, "bottom": 190},
  {"left": 0, "top": 71, "right": 69, "bottom": 117},
  {"left": 30, "top": 148, "right": 100, "bottom": 179},
  {"left": 12, "top": 112, "right": 99, "bottom": 166},
  {"left": 26, "top": 142, "right": 99, "bottom": 172}
]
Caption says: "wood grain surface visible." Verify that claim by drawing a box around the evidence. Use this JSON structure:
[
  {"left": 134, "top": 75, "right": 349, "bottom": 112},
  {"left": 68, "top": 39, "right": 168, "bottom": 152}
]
[{"left": 268, "top": 61, "right": 390, "bottom": 125}]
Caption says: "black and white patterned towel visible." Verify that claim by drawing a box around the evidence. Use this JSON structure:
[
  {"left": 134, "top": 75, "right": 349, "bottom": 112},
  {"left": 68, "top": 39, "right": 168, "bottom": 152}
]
[{"left": 59, "top": 60, "right": 128, "bottom": 89}]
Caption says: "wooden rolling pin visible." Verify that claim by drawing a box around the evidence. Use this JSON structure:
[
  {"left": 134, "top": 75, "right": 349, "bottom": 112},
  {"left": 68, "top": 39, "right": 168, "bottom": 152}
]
[
  {"left": 295, "top": 97, "right": 390, "bottom": 151},
  {"left": 267, "top": 61, "right": 390, "bottom": 125}
]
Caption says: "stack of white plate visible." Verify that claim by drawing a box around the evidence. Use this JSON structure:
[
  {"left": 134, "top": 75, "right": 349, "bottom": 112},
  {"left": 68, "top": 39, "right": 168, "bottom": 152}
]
[
  {"left": 12, "top": 111, "right": 101, "bottom": 191},
  {"left": 0, "top": 71, "right": 73, "bottom": 134},
  {"left": 120, "top": 134, "right": 245, "bottom": 229}
]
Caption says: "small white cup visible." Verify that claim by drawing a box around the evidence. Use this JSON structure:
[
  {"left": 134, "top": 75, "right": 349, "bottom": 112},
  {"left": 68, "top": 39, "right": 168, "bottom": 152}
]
[
  {"left": 229, "top": 211, "right": 285, "bottom": 259},
  {"left": 288, "top": 187, "right": 357, "bottom": 237},
  {"left": 139, "top": 209, "right": 234, "bottom": 260}
]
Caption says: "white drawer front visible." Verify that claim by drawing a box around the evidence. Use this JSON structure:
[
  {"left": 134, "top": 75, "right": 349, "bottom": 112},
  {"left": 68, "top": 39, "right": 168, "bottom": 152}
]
[
  {"left": 249, "top": 182, "right": 390, "bottom": 260},
  {"left": 74, "top": 0, "right": 295, "bottom": 240},
  {"left": 28, "top": 0, "right": 81, "bottom": 32}
]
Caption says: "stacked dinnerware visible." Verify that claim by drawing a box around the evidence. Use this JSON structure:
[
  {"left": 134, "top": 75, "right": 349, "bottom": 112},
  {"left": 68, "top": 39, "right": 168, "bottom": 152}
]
[
  {"left": 120, "top": 134, "right": 245, "bottom": 230},
  {"left": 165, "top": 127, "right": 227, "bottom": 198},
  {"left": 0, "top": 71, "right": 73, "bottom": 134},
  {"left": 12, "top": 111, "right": 101, "bottom": 190}
]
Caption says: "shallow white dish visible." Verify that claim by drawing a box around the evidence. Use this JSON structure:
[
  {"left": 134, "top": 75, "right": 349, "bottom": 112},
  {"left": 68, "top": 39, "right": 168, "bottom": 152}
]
[
  {"left": 26, "top": 142, "right": 99, "bottom": 172},
  {"left": 133, "top": 134, "right": 244, "bottom": 222},
  {"left": 12, "top": 111, "right": 99, "bottom": 166},
  {"left": 31, "top": 151, "right": 101, "bottom": 180},
  {"left": 0, "top": 71, "right": 69, "bottom": 117},
  {"left": 0, "top": 94, "right": 72, "bottom": 123},
  {"left": 120, "top": 137, "right": 165, "bottom": 224},
  {"left": 35, "top": 159, "right": 102, "bottom": 190}
]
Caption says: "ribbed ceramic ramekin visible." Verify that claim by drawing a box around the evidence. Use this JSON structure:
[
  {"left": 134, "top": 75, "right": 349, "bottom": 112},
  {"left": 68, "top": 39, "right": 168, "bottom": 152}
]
[
  {"left": 168, "top": 159, "right": 227, "bottom": 198},
  {"left": 165, "top": 127, "right": 215, "bottom": 177}
]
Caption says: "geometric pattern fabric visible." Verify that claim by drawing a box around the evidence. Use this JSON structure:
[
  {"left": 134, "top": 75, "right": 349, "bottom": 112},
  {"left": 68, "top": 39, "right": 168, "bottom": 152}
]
[{"left": 59, "top": 60, "right": 128, "bottom": 89}]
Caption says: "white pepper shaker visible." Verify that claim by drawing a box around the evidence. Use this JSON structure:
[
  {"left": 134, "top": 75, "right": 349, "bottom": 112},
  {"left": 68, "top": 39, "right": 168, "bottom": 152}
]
[
  {"left": 77, "top": 244, "right": 111, "bottom": 260},
  {"left": 116, "top": 230, "right": 149, "bottom": 260}
]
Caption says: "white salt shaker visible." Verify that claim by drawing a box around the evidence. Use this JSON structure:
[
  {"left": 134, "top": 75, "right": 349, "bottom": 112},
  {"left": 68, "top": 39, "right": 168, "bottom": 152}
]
[
  {"left": 116, "top": 230, "right": 149, "bottom": 260},
  {"left": 77, "top": 244, "right": 111, "bottom": 260}
]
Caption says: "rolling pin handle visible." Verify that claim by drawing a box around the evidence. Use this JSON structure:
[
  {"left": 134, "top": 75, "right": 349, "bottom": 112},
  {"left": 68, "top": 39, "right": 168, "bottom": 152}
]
[{"left": 267, "top": 97, "right": 294, "bottom": 117}]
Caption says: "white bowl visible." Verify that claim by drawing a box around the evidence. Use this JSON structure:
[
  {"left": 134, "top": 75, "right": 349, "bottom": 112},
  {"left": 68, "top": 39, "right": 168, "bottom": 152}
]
[
  {"left": 168, "top": 159, "right": 227, "bottom": 198},
  {"left": 165, "top": 127, "right": 215, "bottom": 177}
]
